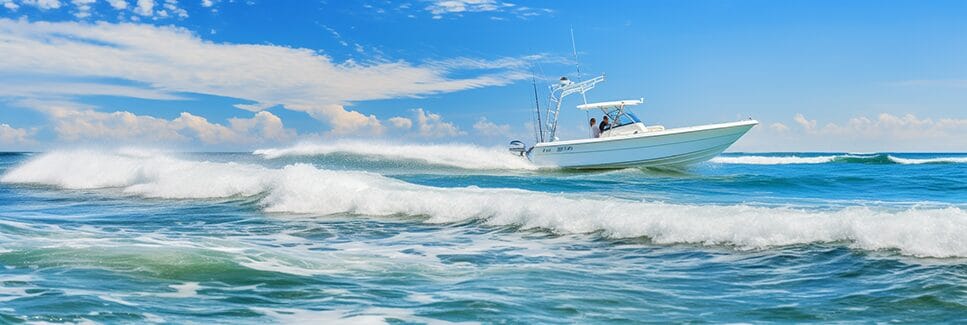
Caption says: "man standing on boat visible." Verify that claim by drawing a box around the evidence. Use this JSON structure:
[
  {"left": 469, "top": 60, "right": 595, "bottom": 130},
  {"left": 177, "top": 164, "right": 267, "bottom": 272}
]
[
  {"left": 590, "top": 118, "right": 601, "bottom": 138},
  {"left": 599, "top": 115, "right": 611, "bottom": 133}
]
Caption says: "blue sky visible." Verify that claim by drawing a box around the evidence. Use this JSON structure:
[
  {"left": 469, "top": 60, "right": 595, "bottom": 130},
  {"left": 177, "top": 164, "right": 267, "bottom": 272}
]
[{"left": 0, "top": 0, "right": 965, "bottom": 151}]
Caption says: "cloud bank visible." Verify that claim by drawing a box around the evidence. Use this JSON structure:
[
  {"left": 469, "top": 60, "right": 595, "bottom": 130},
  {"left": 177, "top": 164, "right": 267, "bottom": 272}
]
[
  {"left": 15, "top": 99, "right": 295, "bottom": 146},
  {"left": 0, "top": 123, "right": 33, "bottom": 145},
  {"left": 734, "top": 113, "right": 967, "bottom": 152},
  {"left": 0, "top": 18, "right": 535, "bottom": 145}
]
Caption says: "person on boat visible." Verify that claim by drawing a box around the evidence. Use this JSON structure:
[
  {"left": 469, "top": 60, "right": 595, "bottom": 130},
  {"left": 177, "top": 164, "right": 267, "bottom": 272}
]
[
  {"left": 590, "top": 118, "right": 601, "bottom": 138},
  {"left": 599, "top": 115, "right": 611, "bottom": 133}
]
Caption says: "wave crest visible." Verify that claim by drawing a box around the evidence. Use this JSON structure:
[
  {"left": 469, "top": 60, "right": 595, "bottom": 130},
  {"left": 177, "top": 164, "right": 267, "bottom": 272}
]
[
  {"left": 3, "top": 150, "right": 966, "bottom": 258},
  {"left": 712, "top": 153, "right": 967, "bottom": 165},
  {"left": 254, "top": 142, "right": 536, "bottom": 170}
]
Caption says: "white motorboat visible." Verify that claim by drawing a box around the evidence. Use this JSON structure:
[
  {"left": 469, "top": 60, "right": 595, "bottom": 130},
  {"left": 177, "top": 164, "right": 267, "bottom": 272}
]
[{"left": 510, "top": 75, "right": 758, "bottom": 169}]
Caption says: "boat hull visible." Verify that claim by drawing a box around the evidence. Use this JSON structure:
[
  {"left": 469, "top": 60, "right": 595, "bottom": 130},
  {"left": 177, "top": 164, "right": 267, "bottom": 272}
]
[{"left": 528, "top": 120, "right": 758, "bottom": 169}]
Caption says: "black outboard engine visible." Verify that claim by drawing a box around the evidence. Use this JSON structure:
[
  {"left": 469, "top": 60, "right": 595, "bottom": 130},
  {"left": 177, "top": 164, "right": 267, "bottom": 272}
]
[{"left": 508, "top": 140, "right": 527, "bottom": 156}]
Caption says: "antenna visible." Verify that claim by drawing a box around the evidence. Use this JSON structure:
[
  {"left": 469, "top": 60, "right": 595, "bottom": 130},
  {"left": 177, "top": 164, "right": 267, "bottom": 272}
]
[
  {"left": 570, "top": 27, "right": 591, "bottom": 113},
  {"left": 570, "top": 27, "right": 581, "bottom": 80}
]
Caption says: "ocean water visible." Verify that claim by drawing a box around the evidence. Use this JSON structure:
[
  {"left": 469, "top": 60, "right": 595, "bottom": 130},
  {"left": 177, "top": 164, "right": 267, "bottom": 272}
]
[{"left": 0, "top": 145, "right": 965, "bottom": 323}]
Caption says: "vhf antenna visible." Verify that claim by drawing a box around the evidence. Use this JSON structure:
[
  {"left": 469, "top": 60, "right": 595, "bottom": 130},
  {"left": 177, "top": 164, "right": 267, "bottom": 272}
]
[
  {"left": 570, "top": 27, "right": 581, "bottom": 80},
  {"left": 571, "top": 27, "right": 591, "bottom": 128}
]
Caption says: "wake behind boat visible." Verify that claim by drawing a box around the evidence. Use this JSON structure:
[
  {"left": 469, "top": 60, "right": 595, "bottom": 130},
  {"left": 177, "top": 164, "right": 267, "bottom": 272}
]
[{"left": 510, "top": 75, "right": 758, "bottom": 169}]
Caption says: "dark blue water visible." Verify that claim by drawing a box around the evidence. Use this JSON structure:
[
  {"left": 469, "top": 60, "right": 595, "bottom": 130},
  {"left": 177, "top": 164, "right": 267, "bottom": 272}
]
[{"left": 0, "top": 148, "right": 965, "bottom": 323}]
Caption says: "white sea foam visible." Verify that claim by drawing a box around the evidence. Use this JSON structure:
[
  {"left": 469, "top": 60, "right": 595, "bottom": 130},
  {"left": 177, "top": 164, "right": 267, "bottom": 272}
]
[
  {"left": 4, "top": 150, "right": 967, "bottom": 258},
  {"left": 887, "top": 155, "right": 967, "bottom": 165},
  {"left": 251, "top": 306, "right": 463, "bottom": 325},
  {"left": 1, "top": 150, "right": 273, "bottom": 198},
  {"left": 253, "top": 141, "right": 537, "bottom": 170},
  {"left": 142, "top": 313, "right": 166, "bottom": 324},
  {"left": 710, "top": 155, "right": 839, "bottom": 165},
  {"left": 712, "top": 154, "right": 967, "bottom": 165},
  {"left": 163, "top": 282, "right": 200, "bottom": 298}
]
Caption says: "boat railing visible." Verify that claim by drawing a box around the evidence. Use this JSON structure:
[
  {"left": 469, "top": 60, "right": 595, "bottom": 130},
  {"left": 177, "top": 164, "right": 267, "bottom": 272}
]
[{"left": 543, "top": 75, "right": 606, "bottom": 142}]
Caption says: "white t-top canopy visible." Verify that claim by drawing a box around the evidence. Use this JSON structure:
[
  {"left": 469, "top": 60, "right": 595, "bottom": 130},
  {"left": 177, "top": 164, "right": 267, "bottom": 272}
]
[{"left": 576, "top": 99, "right": 644, "bottom": 110}]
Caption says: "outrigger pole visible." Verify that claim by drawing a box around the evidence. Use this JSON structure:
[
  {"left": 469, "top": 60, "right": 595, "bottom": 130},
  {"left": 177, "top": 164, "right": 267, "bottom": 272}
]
[{"left": 532, "top": 77, "right": 544, "bottom": 143}]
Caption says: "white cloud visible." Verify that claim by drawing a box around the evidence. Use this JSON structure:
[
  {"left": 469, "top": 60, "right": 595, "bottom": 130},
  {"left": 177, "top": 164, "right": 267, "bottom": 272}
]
[
  {"left": 793, "top": 113, "right": 816, "bottom": 131},
  {"left": 472, "top": 117, "right": 510, "bottom": 136},
  {"left": 425, "top": 0, "right": 548, "bottom": 19},
  {"left": 0, "top": 123, "right": 33, "bottom": 145},
  {"left": 769, "top": 122, "right": 789, "bottom": 133},
  {"left": 388, "top": 116, "right": 413, "bottom": 129},
  {"left": 108, "top": 0, "right": 128, "bottom": 9},
  {"left": 412, "top": 108, "right": 464, "bottom": 137},
  {"left": 295, "top": 104, "right": 384, "bottom": 136},
  {"left": 21, "top": 0, "right": 62, "bottom": 10},
  {"left": 70, "top": 0, "right": 96, "bottom": 18},
  {"left": 233, "top": 102, "right": 275, "bottom": 112},
  {"left": 321, "top": 25, "right": 348, "bottom": 47},
  {"left": 162, "top": 0, "right": 187, "bottom": 18},
  {"left": 200, "top": 0, "right": 214, "bottom": 7},
  {"left": 134, "top": 0, "right": 153, "bottom": 16},
  {"left": 0, "top": 19, "right": 532, "bottom": 136},
  {"left": 427, "top": 0, "right": 501, "bottom": 16},
  {"left": 228, "top": 111, "right": 295, "bottom": 141},
  {"left": 0, "top": 81, "right": 184, "bottom": 101},
  {"left": 820, "top": 113, "right": 967, "bottom": 142},
  {"left": 428, "top": 55, "right": 539, "bottom": 71},
  {"left": 5, "top": 0, "right": 185, "bottom": 18},
  {"left": 734, "top": 113, "right": 967, "bottom": 152},
  {"left": 3, "top": 0, "right": 20, "bottom": 10},
  {"left": 169, "top": 112, "right": 240, "bottom": 143},
  {"left": 17, "top": 99, "right": 296, "bottom": 145},
  {"left": 40, "top": 101, "right": 188, "bottom": 142}
]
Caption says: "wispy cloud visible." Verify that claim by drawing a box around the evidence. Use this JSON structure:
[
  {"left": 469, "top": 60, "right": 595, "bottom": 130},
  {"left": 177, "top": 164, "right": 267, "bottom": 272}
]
[
  {"left": 428, "top": 55, "right": 543, "bottom": 70},
  {"left": 423, "top": 0, "right": 550, "bottom": 20},
  {"left": 320, "top": 24, "right": 349, "bottom": 47},
  {"left": 0, "top": 19, "right": 535, "bottom": 136},
  {"left": 0, "top": 81, "right": 183, "bottom": 100}
]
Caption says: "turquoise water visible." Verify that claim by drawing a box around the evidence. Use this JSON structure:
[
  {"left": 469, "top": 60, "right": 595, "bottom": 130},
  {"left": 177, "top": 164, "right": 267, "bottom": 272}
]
[{"left": 0, "top": 146, "right": 965, "bottom": 323}]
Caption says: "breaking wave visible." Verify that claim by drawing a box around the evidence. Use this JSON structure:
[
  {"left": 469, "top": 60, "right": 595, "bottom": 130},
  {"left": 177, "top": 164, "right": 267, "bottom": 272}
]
[
  {"left": 711, "top": 153, "right": 967, "bottom": 165},
  {"left": 711, "top": 155, "right": 840, "bottom": 165},
  {"left": 3, "top": 150, "right": 967, "bottom": 258},
  {"left": 886, "top": 156, "right": 967, "bottom": 165},
  {"left": 254, "top": 142, "right": 537, "bottom": 170}
]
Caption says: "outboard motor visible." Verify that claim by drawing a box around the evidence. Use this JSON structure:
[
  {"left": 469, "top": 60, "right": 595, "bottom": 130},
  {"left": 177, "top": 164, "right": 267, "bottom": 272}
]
[{"left": 508, "top": 140, "right": 527, "bottom": 156}]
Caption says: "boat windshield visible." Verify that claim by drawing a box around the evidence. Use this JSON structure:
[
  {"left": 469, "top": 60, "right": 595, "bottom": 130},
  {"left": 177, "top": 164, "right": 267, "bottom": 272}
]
[{"left": 612, "top": 111, "right": 641, "bottom": 127}]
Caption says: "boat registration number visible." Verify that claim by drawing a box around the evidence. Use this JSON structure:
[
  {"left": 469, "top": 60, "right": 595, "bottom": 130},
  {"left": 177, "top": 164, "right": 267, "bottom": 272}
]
[{"left": 541, "top": 146, "right": 573, "bottom": 153}]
